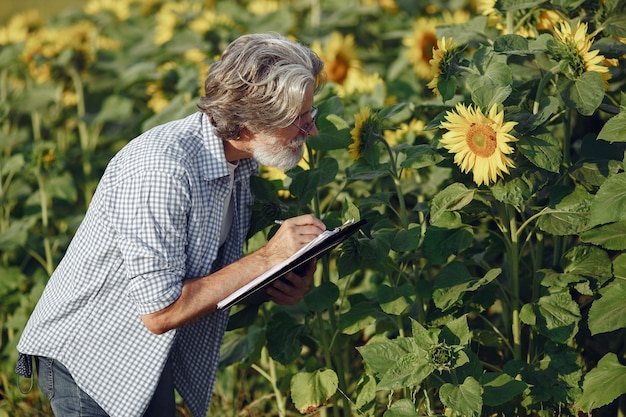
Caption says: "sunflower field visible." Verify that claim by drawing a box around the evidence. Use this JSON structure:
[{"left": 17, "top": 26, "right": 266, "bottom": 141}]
[{"left": 2, "top": 0, "right": 626, "bottom": 416}]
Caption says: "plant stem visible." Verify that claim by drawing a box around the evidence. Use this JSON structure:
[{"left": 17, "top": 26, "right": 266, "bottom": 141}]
[
  {"left": 505, "top": 204, "right": 522, "bottom": 361},
  {"left": 252, "top": 347, "right": 286, "bottom": 417}
]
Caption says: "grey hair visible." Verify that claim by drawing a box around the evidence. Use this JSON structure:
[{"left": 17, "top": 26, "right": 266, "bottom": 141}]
[{"left": 198, "top": 33, "right": 326, "bottom": 140}]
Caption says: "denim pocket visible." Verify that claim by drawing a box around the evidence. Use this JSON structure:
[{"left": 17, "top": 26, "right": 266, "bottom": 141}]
[{"left": 36, "top": 356, "right": 55, "bottom": 400}]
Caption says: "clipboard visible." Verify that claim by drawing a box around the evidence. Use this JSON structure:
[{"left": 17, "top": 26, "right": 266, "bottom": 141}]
[{"left": 217, "top": 218, "right": 367, "bottom": 309}]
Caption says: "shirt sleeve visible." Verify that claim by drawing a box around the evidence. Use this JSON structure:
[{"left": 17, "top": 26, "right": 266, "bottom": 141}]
[{"left": 106, "top": 169, "right": 191, "bottom": 315}]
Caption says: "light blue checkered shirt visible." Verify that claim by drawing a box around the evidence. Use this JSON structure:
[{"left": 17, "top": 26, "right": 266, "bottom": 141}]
[{"left": 16, "top": 112, "right": 257, "bottom": 417}]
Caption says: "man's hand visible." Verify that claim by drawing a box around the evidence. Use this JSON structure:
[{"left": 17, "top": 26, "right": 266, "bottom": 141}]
[
  {"left": 262, "top": 214, "right": 326, "bottom": 266},
  {"left": 266, "top": 258, "right": 316, "bottom": 305}
]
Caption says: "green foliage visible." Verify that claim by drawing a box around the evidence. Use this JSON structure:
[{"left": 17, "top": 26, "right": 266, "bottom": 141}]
[{"left": 2, "top": 0, "right": 626, "bottom": 416}]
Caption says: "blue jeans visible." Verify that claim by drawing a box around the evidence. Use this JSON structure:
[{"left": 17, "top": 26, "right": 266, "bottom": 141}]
[{"left": 36, "top": 356, "right": 175, "bottom": 417}]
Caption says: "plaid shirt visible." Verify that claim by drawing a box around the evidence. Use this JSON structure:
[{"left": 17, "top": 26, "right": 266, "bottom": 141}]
[{"left": 16, "top": 112, "right": 257, "bottom": 417}]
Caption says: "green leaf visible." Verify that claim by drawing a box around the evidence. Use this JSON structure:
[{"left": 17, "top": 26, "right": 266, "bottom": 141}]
[
  {"left": 422, "top": 225, "right": 474, "bottom": 264},
  {"left": 290, "top": 369, "right": 339, "bottom": 415},
  {"left": 304, "top": 281, "right": 339, "bottom": 312},
  {"left": 339, "top": 300, "right": 383, "bottom": 335},
  {"left": 382, "top": 399, "right": 421, "bottom": 417},
  {"left": 520, "top": 291, "right": 580, "bottom": 344},
  {"left": 441, "top": 315, "right": 473, "bottom": 346},
  {"left": 400, "top": 144, "right": 444, "bottom": 170},
  {"left": 575, "top": 353, "right": 626, "bottom": 412},
  {"left": 518, "top": 128, "right": 562, "bottom": 172},
  {"left": 493, "top": 34, "right": 529, "bottom": 54},
  {"left": 439, "top": 377, "right": 483, "bottom": 417},
  {"left": 433, "top": 265, "right": 501, "bottom": 312},
  {"left": 561, "top": 245, "right": 613, "bottom": 286},
  {"left": 358, "top": 337, "right": 423, "bottom": 376},
  {"left": 480, "top": 372, "right": 528, "bottom": 406},
  {"left": 615, "top": 253, "right": 626, "bottom": 281},
  {"left": 581, "top": 220, "right": 626, "bottom": 250},
  {"left": 390, "top": 225, "right": 421, "bottom": 252},
  {"left": 266, "top": 312, "right": 305, "bottom": 365},
  {"left": 589, "top": 172, "right": 626, "bottom": 227},
  {"left": 289, "top": 168, "right": 323, "bottom": 204},
  {"left": 537, "top": 186, "right": 593, "bottom": 235},
  {"left": 377, "top": 283, "right": 415, "bottom": 315},
  {"left": 560, "top": 72, "right": 604, "bottom": 116},
  {"left": 377, "top": 352, "right": 434, "bottom": 390},
  {"left": 94, "top": 95, "right": 134, "bottom": 124},
  {"left": 588, "top": 279, "right": 626, "bottom": 335},
  {"left": 219, "top": 325, "right": 264, "bottom": 367},
  {"left": 429, "top": 183, "right": 475, "bottom": 226},
  {"left": 597, "top": 112, "right": 626, "bottom": 143}
]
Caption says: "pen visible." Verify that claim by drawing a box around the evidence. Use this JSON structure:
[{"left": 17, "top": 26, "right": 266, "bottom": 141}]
[{"left": 274, "top": 220, "right": 284, "bottom": 225}]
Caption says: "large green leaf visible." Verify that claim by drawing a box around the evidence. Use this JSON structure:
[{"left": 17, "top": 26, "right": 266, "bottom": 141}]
[
  {"left": 519, "top": 290, "right": 580, "bottom": 344},
  {"left": 304, "top": 281, "right": 339, "bottom": 312},
  {"left": 588, "top": 172, "right": 626, "bottom": 227},
  {"left": 537, "top": 185, "right": 592, "bottom": 235},
  {"left": 429, "top": 183, "right": 475, "bottom": 226},
  {"left": 422, "top": 225, "right": 474, "bottom": 264},
  {"left": 575, "top": 353, "right": 626, "bottom": 412},
  {"left": 518, "top": 128, "right": 562, "bottom": 172},
  {"left": 377, "top": 351, "right": 434, "bottom": 390},
  {"left": 597, "top": 111, "right": 626, "bottom": 143},
  {"left": 561, "top": 245, "right": 613, "bottom": 286},
  {"left": 433, "top": 263, "right": 501, "bottom": 312},
  {"left": 377, "top": 283, "right": 415, "bottom": 315},
  {"left": 581, "top": 220, "right": 626, "bottom": 250},
  {"left": 266, "top": 312, "right": 305, "bottom": 365},
  {"left": 480, "top": 372, "right": 528, "bottom": 406},
  {"left": 290, "top": 369, "right": 338, "bottom": 414},
  {"left": 382, "top": 399, "right": 421, "bottom": 417},
  {"left": 560, "top": 71, "right": 604, "bottom": 116},
  {"left": 439, "top": 377, "right": 483, "bottom": 417},
  {"left": 588, "top": 279, "right": 626, "bottom": 335},
  {"left": 357, "top": 337, "right": 424, "bottom": 376}
]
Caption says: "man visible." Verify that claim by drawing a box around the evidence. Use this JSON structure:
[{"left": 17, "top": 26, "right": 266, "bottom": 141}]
[{"left": 16, "top": 33, "right": 327, "bottom": 417}]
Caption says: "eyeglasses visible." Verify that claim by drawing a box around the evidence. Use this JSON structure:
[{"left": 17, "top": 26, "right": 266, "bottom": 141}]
[{"left": 291, "top": 106, "right": 318, "bottom": 136}]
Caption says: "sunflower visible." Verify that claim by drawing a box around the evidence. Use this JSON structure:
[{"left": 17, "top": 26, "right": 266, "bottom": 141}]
[
  {"left": 335, "top": 70, "right": 384, "bottom": 98},
  {"left": 311, "top": 32, "right": 361, "bottom": 84},
  {"left": 403, "top": 17, "right": 439, "bottom": 79},
  {"left": 349, "top": 107, "right": 380, "bottom": 161},
  {"left": 384, "top": 119, "right": 425, "bottom": 147},
  {"left": 553, "top": 21, "right": 610, "bottom": 84},
  {"left": 427, "top": 37, "right": 458, "bottom": 97},
  {"left": 440, "top": 103, "right": 517, "bottom": 186}
]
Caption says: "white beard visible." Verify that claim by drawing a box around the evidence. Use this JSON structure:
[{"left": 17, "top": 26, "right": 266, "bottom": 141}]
[{"left": 251, "top": 133, "right": 307, "bottom": 170}]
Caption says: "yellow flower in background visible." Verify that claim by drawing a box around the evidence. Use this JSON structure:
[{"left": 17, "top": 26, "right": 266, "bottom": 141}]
[
  {"left": 189, "top": 10, "right": 234, "bottom": 34},
  {"left": 247, "top": 0, "right": 281, "bottom": 15},
  {"left": 384, "top": 119, "right": 425, "bottom": 147},
  {"left": 154, "top": 1, "right": 200, "bottom": 45},
  {"left": 403, "top": 17, "right": 439, "bottom": 79},
  {"left": 427, "top": 37, "right": 457, "bottom": 96},
  {"left": 0, "top": 9, "right": 42, "bottom": 45},
  {"left": 146, "top": 82, "right": 170, "bottom": 113},
  {"left": 311, "top": 32, "right": 361, "bottom": 84},
  {"left": 84, "top": 0, "right": 131, "bottom": 21},
  {"left": 553, "top": 21, "right": 610, "bottom": 86},
  {"left": 440, "top": 103, "right": 517, "bottom": 186},
  {"left": 362, "top": 0, "right": 398, "bottom": 14},
  {"left": 349, "top": 107, "right": 379, "bottom": 161},
  {"left": 335, "top": 70, "right": 384, "bottom": 98},
  {"left": 536, "top": 9, "right": 564, "bottom": 33}
]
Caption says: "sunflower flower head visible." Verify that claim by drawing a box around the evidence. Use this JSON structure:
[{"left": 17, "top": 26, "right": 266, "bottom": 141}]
[
  {"left": 552, "top": 21, "right": 610, "bottom": 86},
  {"left": 349, "top": 107, "right": 381, "bottom": 162},
  {"left": 427, "top": 37, "right": 459, "bottom": 97},
  {"left": 439, "top": 103, "right": 517, "bottom": 186},
  {"left": 311, "top": 32, "right": 361, "bottom": 84},
  {"left": 403, "top": 17, "right": 439, "bottom": 79}
]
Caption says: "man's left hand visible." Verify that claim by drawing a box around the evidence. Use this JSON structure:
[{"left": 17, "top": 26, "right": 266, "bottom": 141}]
[{"left": 266, "top": 259, "right": 316, "bottom": 305}]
